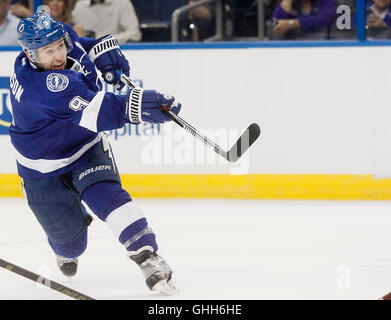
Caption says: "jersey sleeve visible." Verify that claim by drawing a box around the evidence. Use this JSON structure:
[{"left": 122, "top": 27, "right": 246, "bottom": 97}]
[
  {"left": 37, "top": 71, "right": 128, "bottom": 133},
  {"left": 78, "top": 36, "right": 99, "bottom": 53},
  {"left": 62, "top": 24, "right": 97, "bottom": 58}
]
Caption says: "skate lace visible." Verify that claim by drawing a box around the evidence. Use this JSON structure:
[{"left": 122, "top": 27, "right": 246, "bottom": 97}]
[
  {"left": 139, "top": 255, "right": 172, "bottom": 280},
  {"left": 56, "top": 255, "right": 77, "bottom": 267}
]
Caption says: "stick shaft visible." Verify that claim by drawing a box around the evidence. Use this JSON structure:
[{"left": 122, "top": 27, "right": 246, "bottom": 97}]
[
  {"left": 0, "top": 258, "right": 94, "bottom": 300},
  {"left": 164, "top": 108, "right": 228, "bottom": 156},
  {"left": 120, "top": 74, "right": 229, "bottom": 159}
]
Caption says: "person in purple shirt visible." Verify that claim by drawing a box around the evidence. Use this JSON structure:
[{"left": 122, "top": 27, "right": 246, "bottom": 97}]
[{"left": 272, "top": 0, "right": 337, "bottom": 40}]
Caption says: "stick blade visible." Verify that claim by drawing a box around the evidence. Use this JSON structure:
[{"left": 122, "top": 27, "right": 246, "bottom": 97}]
[{"left": 227, "top": 123, "right": 261, "bottom": 162}]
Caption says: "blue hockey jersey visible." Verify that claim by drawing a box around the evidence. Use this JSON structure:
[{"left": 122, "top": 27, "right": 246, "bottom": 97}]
[{"left": 8, "top": 25, "right": 129, "bottom": 179}]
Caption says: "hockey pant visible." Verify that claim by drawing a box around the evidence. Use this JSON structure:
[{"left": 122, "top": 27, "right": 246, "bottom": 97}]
[{"left": 22, "top": 137, "right": 158, "bottom": 258}]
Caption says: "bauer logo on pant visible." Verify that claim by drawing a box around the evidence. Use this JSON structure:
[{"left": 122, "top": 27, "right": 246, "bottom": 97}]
[{"left": 79, "top": 165, "right": 112, "bottom": 180}]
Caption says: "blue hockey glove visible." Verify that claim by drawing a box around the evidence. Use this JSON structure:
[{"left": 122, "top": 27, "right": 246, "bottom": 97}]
[
  {"left": 126, "top": 88, "right": 182, "bottom": 124},
  {"left": 88, "top": 35, "right": 130, "bottom": 90}
]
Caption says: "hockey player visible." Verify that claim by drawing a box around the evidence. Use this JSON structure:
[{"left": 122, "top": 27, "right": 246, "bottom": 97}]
[{"left": 9, "top": 12, "right": 181, "bottom": 295}]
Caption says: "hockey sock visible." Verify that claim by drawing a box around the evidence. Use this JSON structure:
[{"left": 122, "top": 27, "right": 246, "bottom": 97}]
[
  {"left": 105, "top": 201, "right": 158, "bottom": 255},
  {"left": 82, "top": 181, "right": 158, "bottom": 254}
]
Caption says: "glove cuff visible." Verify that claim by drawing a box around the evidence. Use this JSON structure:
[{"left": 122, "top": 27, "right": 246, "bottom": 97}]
[
  {"left": 88, "top": 36, "right": 120, "bottom": 62},
  {"left": 126, "top": 88, "right": 144, "bottom": 124}
]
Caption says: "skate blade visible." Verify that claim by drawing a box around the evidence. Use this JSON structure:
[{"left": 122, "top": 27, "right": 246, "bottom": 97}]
[{"left": 152, "top": 278, "right": 179, "bottom": 296}]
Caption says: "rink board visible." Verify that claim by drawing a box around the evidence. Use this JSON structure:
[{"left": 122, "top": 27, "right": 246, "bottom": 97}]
[
  {"left": 1, "top": 42, "right": 391, "bottom": 199},
  {"left": 2, "top": 173, "right": 391, "bottom": 200}
]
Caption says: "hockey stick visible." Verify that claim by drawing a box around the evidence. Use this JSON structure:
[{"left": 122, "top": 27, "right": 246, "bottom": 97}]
[
  {"left": 120, "top": 74, "right": 261, "bottom": 162},
  {"left": 0, "top": 258, "right": 94, "bottom": 300}
]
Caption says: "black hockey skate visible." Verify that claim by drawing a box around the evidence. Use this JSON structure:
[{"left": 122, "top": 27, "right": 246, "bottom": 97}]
[
  {"left": 129, "top": 249, "right": 178, "bottom": 295},
  {"left": 56, "top": 255, "right": 78, "bottom": 277}
]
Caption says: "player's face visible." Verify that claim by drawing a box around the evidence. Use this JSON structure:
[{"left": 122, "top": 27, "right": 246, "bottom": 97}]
[{"left": 36, "top": 38, "right": 67, "bottom": 71}]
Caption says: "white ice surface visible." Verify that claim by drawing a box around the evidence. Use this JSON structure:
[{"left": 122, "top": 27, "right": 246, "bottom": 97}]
[{"left": 1, "top": 198, "right": 391, "bottom": 300}]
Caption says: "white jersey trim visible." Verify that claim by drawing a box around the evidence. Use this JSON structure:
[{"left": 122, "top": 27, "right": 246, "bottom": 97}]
[
  {"left": 79, "top": 91, "right": 105, "bottom": 132},
  {"left": 14, "top": 132, "right": 103, "bottom": 173}
]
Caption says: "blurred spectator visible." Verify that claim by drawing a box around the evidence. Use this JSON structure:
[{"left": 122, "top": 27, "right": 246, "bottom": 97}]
[
  {"left": 131, "top": 0, "right": 170, "bottom": 41},
  {"left": 366, "top": 0, "right": 391, "bottom": 39},
  {"left": 271, "top": 0, "right": 337, "bottom": 40},
  {"left": 72, "top": 0, "right": 142, "bottom": 43},
  {"left": 43, "top": 0, "right": 86, "bottom": 37},
  {"left": 10, "top": 0, "right": 32, "bottom": 18},
  {"left": 0, "top": 0, "right": 20, "bottom": 46},
  {"left": 185, "top": 0, "right": 215, "bottom": 41},
  {"left": 331, "top": 0, "right": 391, "bottom": 40},
  {"left": 68, "top": 0, "right": 77, "bottom": 10},
  {"left": 231, "top": 0, "right": 258, "bottom": 38},
  {"left": 132, "top": 0, "right": 214, "bottom": 42}
]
